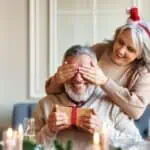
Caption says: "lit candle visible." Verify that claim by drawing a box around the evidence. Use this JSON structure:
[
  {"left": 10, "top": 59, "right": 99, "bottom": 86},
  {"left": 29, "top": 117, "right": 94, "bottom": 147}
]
[
  {"left": 7, "top": 128, "right": 13, "bottom": 138},
  {"left": 100, "top": 123, "right": 109, "bottom": 150},
  {"left": 132, "top": 0, "right": 136, "bottom": 6},
  {"left": 3, "top": 128, "right": 16, "bottom": 150},
  {"left": 93, "top": 131, "right": 100, "bottom": 150},
  {"left": 16, "top": 124, "right": 24, "bottom": 150}
]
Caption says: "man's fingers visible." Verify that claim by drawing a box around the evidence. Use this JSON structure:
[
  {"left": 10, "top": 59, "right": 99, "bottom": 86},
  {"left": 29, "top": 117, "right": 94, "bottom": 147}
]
[
  {"left": 49, "top": 112, "right": 68, "bottom": 121},
  {"left": 80, "top": 115, "right": 99, "bottom": 134},
  {"left": 82, "top": 123, "right": 94, "bottom": 134},
  {"left": 49, "top": 119, "right": 69, "bottom": 133},
  {"left": 51, "top": 123, "right": 70, "bottom": 132},
  {"left": 55, "top": 112, "right": 67, "bottom": 118},
  {"left": 57, "top": 125, "right": 70, "bottom": 131},
  {"left": 56, "top": 119, "right": 69, "bottom": 125}
]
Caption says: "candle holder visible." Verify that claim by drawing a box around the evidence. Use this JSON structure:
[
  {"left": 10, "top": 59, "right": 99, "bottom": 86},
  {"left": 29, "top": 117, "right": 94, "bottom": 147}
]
[
  {"left": 2, "top": 128, "right": 16, "bottom": 150},
  {"left": 2, "top": 125, "right": 24, "bottom": 150}
]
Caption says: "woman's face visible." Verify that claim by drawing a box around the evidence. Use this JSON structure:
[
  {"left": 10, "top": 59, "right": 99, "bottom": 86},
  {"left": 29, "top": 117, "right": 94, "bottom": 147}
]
[{"left": 111, "top": 29, "right": 142, "bottom": 66}]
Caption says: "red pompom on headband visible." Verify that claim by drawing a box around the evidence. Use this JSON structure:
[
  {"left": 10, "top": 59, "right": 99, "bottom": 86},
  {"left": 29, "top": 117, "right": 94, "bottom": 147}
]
[
  {"left": 127, "top": 7, "right": 150, "bottom": 38},
  {"left": 128, "top": 7, "right": 140, "bottom": 21}
]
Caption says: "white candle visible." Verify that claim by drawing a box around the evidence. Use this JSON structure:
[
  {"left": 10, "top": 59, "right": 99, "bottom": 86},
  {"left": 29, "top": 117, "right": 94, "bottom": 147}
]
[
  {"left": 93, "top": 131, "right": 100, "bottom": 150},
  {"left": 100, "top": 124, "right": 109, "bottom": 150},
  {"left": 132, "top": 0, "right": 136, "bottom": 6},
  {"left": 3, "top": 128, "right": 16, "bottom": 150},
  {"left": 16, "top": 124, "right": 24, "bottom": 150},
  {"left": 7, "top": 128, "right": 13, "bottom": 138},
  {"left": 18, "top": 124, "right": 24, "bottom": 134}
]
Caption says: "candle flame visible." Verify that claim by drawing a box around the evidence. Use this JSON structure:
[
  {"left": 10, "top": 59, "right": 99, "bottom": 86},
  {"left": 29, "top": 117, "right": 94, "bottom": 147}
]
[
  {"left": 7, "top": 128, "right": 13, "bottom": 137},
  {"left": 93, "top": 132, "right": 100, "bottom": 144},
  {"left": 18, "top": 124, "right": 23, "bottom": 134},
  {"left": 101, "top": 123, "right": 107, "bottom": 134}
]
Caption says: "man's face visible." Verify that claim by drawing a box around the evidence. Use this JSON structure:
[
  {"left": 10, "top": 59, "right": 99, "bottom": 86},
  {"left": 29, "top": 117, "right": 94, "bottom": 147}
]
[{"left": 64, "top": 54, "right": 95, "bottom": 102}]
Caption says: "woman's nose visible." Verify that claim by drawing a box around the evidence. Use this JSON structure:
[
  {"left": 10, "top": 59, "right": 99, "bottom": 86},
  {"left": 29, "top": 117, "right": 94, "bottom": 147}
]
[{"left": 119, "top": 46, "right": 126, "bottom": 56}]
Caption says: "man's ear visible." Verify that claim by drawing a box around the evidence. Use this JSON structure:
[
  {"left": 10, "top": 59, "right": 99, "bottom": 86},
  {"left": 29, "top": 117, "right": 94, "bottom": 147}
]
[{"left": 90, "top": 60, "right": 97, "bottom": 67}]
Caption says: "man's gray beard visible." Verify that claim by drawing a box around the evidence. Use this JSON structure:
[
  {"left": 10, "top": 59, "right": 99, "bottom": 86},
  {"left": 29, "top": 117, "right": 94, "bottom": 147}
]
[{"left": 64, "top": 83, "right": 96, "bottom": 102}]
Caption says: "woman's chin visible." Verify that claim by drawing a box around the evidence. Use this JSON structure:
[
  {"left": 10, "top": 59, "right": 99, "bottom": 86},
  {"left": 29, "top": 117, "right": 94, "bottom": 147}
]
[{"left": 112, "top": 57, "right": 128, "bottom": 66}]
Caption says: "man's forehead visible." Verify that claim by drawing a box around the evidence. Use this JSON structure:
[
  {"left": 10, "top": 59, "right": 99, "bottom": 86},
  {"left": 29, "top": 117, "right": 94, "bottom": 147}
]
[{"left": 66, "top": 55, "right": 92, "bottom": 66}]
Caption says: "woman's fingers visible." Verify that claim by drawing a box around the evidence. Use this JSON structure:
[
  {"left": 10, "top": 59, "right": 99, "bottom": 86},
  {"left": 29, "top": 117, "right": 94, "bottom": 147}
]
[
  {"left": 79, "top": 64, "right": 107, "bottom": 85},
  {"left": 50, "top": 124, "right": 70, "bottom": 133},
  {"left": 79, "top": 65, "right": 95, "bottom": 75},
  {"left": 56, "top": 64, "right": 78, "bottom": 84},
  {"left": 82, "top": 72, "right": 96, "bottom": 83},
  {"left": 60, "top": 66, "right": 77, "bottom": 74},
  {"left": 60, "top": 63, "right": 78, "bottom": 73},
  {"left": 79, "top": 67, "right": 97, "bottom": 84},
  {"left": 61, "top": 71, "right": 77, "bottom": 80}
]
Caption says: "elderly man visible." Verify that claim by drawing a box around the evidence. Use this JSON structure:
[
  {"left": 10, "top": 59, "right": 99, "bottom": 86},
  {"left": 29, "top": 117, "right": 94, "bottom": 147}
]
[{"left": 33, "top": 45, "right": 141, "bottom": 149}]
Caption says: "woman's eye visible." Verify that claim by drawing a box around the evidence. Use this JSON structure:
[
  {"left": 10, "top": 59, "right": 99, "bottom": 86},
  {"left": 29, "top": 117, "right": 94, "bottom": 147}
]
[
  {"left": 118, "top": 39, "right": 124, "bottom": 45},
  {"left": 128, "top": 47, "right": 135, "bottom": 53}
]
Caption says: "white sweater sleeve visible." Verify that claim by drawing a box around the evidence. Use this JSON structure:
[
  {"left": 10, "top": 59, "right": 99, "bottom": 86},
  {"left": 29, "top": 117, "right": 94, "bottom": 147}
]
[{"left": 107, "top": 105, "right": 143, "bottom": 149}]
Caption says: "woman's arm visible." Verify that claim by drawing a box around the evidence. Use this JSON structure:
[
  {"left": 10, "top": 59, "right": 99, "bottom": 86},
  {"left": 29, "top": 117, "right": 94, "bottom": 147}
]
[
  {"left": 79, "top": 59, "right": 150, "bottom": 119},
  {"left": 45, "top": 63, "right": 78, "bottom": 94},
  {"left": 102, "top": 70, "right": 150, "bottom": 119},
  {"left": 45, "top": 75, "right": 64, "bottom": 95}
]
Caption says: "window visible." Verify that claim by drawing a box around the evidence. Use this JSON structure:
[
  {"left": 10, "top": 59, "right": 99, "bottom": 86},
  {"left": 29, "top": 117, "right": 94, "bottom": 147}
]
[{"left": 29, "top": 0, "right": 139, "bottom": 98}]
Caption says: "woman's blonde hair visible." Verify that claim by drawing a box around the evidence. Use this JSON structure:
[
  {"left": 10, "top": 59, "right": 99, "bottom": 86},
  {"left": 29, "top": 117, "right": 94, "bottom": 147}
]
[{"left": 112, "top": 22, "right": 150, "bottom": 72}]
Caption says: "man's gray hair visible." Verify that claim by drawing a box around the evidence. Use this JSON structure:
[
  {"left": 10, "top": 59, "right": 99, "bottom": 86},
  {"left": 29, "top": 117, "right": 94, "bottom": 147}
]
[{"left": 63, "top": 45, "right": 97, "bottom": 62}]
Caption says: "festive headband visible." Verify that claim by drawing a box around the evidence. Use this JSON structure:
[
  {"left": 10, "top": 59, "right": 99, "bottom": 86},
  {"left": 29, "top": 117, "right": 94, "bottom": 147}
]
[{"left": 127, "top": 7, "right": 150, "bottom": 38}]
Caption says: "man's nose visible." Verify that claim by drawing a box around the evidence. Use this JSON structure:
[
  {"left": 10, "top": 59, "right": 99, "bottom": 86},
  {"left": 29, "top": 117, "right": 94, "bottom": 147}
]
[{"left": 74, "top": 72, "right": 83, "bottom": 82}]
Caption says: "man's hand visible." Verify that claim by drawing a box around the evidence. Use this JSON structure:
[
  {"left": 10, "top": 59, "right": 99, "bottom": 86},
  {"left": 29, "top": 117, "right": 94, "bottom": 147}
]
[
  {"left": 55, "top": 62, "right": 78, "bottom": 85},
  {"left": 79, "top": 114, "right": 102, "bottom": 134},
  {"left": 48, "top": 112, "right": 70, "bottom": 134}
]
